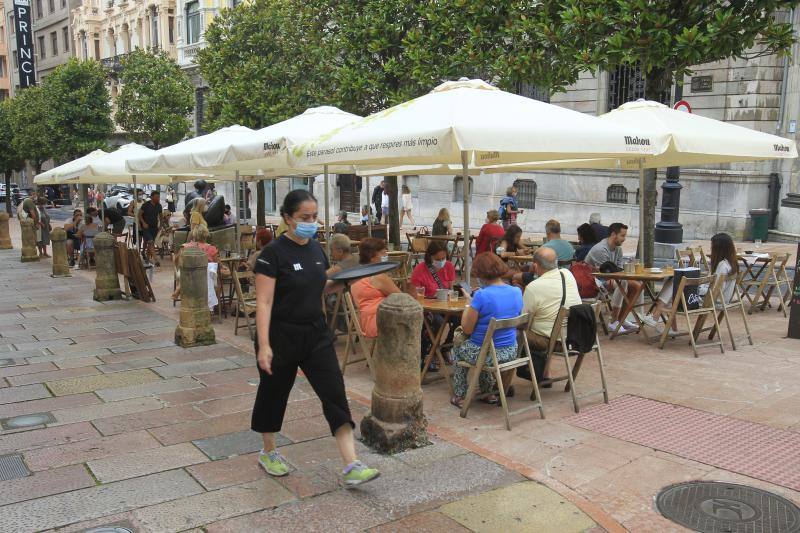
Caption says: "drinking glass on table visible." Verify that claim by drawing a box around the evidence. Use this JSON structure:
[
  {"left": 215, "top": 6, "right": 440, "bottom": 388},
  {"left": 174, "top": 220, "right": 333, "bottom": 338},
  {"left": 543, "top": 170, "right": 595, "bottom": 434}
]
[
  {"left": 755, "top": 239, "right": 762, "bottom": 250},
  {"left": 415, "top": 286, "right": 426, "bottom": 300}
]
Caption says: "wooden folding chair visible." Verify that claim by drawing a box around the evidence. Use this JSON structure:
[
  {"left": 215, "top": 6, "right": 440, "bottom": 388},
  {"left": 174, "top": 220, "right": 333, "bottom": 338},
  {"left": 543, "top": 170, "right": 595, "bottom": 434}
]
[
  {"left": 232, "top": 271, "right": 257, "bottom": 338},
  {"left": 407, "top": 234, "right": 428, "bottom": 266},
  {"left": 387, "top": 251, "right": 411, "bottom": 290},
  {"left": 459, "top": 314, "right": 544, "bottom": 430},
  {"left": 540, "top": 305, "right": 609, "bottom": 413},
  {"left": 340, "top": 290, "right": 376, "bottom": 379},
  {"left": 171, "top": 252, "right": 180, "bottom": 307},
  {"left": 657, "top": 275, "right": 724, "bottom": 357},
  {"left": 705, "top": 272, "right": 753, "bottom": 350},
  {"left": 740, "top": 255, "right": 781, "bottom": 314},
  {"left": 696, "top": 247, "right": 711, "bottom": 274},
  {"left": 763, "top": 253, "right": 792, "bottom": 316},
  {"left": 675, "top": 247, "right": 690, "bottom": 268},
  {"left": 775, "top": 252, "right": 794, "bottom": 308}
]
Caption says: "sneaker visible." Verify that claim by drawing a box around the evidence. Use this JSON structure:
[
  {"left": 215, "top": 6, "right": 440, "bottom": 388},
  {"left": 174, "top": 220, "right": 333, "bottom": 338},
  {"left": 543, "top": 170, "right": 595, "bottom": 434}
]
[
  {"left": 608, "top": 321, "right": 628, "bottom": 334},
  {"left": 640, "top": 314, "right": 659, "bottom": 328},
  {"left": 343, "top": 460, "right": 380, "bottom": 487},
  {"left": 656, "top": 324, "right": 679, "bottom": 336},
  {"left": 622, "top": 320, "right": 639, "bottom": 331},
  {"left": 258, "top": 450, "right": 290, "bottom": 477}
]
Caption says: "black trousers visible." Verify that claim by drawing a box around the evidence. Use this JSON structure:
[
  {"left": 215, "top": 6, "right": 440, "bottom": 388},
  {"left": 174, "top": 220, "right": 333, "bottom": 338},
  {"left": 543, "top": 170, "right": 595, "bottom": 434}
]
[
  {"left": 251, "top": 318, "right": 353, "bottom": 435},
  {"left": 374, "top": 202, "right": 382, "bottom": 223}
]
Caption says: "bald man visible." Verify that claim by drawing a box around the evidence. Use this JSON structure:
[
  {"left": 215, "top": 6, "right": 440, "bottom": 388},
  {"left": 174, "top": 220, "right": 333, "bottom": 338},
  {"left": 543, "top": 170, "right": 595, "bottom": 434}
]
[{"left": 522, "top": 247, "right": 582, "bottom": 353}]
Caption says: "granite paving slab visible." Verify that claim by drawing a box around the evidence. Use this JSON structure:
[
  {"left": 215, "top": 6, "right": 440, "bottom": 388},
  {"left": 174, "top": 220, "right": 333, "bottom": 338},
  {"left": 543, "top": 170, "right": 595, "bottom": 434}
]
[
  {"left": 0, "top": 422, "right": 100, "bottom": 454},
  {"left": 46, "top": 368, "right": 161, "bottom": 396},
  {"left": 0, "top": 383, "right": 51, "bottom": 404},
  {"left": 108, "top": 339, "right": 177, "bottom": 354},
  {"left": 193, "top": 393, "right": 255, "bottom": 417},
  {"left": 96, "top": 357, "right": 165, "bottom": 374},
  {"left": 132, "top": 478, "right": 296, "bottom": 533},
  {"left": 91, "top": 404, "right": 208, "bottom": 436},
  {"left": 95, "top": 376, "right": 202, "bottom": 402},
  {"left": 153, "top": 358, "right": 240, "bottom": 379},
  {"left": 53, "top": 356, "right": 105, "bottom": 369},
  {"left": 87, "top": 442, "right": 209, "bottom": 483},
  {"left": 0, "top": 469, "right": 205, "bottom": 532},
  {"left": 8, "top": 366, "right": 100, "bottom": 387},
  {"left": 51, "top": 396, "right": 163, "bottom": 425},
  {"left": 0, "top": 464, "right": 96, "bottom": 506},
  {"left": 368, "top": 511, "right": 472, "bottom": 532},
  {"left": 0, "top": 362, "right": 57, "bottom": 378},
  {"left": 186, "top": 452, "right": 267, "bottom": 491},
  {"left": 24, "top": 430, "right": 161, "bottom": 471},
  {"left": 0, "top": 392, "right": 100, "bottom": 418},
  {"left": 192, "top": 430, "right": 290, "bottom": 460},
  {"left": 148, "top": 411, "right": 251, "bottom": 445}
]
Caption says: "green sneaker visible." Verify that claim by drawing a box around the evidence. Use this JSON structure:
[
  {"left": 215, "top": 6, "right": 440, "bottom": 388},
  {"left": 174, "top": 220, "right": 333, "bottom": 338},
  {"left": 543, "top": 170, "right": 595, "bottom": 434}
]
[
  {"left": 258, "top": 450, "right": 290, "bottom": 477},
  {"left": 343, "top": 460, "right": 380, "bottom": 487}
]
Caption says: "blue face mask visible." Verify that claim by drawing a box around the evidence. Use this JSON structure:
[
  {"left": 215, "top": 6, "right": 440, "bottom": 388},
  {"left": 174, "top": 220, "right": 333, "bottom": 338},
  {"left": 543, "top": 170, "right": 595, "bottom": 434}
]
[
  {"left": 294, "top": 221, "right": 318, "bottom": 239},
  {"left": 433, "top": 259, "right": 446, "bottom": 270}
]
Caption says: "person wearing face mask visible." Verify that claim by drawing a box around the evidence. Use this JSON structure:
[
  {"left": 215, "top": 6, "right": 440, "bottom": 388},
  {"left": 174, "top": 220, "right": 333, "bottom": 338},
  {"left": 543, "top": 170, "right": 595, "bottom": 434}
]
[
  {"left": 410, "top": 240, "right": 456, "bottom": 298},
  {"left": 251, "top": 190, "right": 379, "bottom": 487},
  {"left": 450, "top": 253, "right": 523, "bottom": 408},
  {"left": 350, "top": 238, "right": 402, "bottom": 339}
]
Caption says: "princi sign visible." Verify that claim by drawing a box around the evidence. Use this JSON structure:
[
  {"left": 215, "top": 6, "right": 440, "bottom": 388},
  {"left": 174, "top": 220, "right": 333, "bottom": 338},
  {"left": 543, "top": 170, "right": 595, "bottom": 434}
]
[{"left": 13, "top": 0, "right": 36, "bottom": 88}]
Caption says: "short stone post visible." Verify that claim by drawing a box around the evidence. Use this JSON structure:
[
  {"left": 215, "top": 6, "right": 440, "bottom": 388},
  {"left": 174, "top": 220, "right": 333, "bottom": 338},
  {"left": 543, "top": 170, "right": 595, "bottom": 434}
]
[
  {"left": 0, "top": 212, "right": 12, "bottom": 249},
  {"left": 93, "top": 232, "right": 122, "bottom": 301},
  {"left": 360, "top": 293, "right": 428, "bottom": 453},
  {"left": 19, "top": 218, "right": 39, "bottom": 262},
  {"left": 50, "top": 227, "right": 71, "bottom": 277},
  {"left": 174, "top": 247, "right": 216, "bottom": 347}
]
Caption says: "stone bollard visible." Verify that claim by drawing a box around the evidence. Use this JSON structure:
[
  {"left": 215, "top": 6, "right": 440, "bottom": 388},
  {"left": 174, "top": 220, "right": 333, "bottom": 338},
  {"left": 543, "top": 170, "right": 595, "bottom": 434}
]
[
  {"left": 19, "top": 218, "right": 39, "bottom": 262},
  {"left": 93, "top": 232, "right": 122, "bottom": 301},
  {"left": 174, "top": 247, "right": 216, "bottom": 347},
  {"left": 0, "top": 212, "right": 12, "bottom": 249},
  {"left": 50, "top": 227, "right": 71, "bottom": 277},
  {"left": 360, "top": 292, "right": 428, "bottom": 453}
]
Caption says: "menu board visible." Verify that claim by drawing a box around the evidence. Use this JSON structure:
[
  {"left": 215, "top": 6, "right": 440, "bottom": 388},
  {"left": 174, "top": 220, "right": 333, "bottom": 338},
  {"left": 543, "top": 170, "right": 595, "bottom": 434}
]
[{"left": 788, "top": 243, "right": 800, "bottom": 339}]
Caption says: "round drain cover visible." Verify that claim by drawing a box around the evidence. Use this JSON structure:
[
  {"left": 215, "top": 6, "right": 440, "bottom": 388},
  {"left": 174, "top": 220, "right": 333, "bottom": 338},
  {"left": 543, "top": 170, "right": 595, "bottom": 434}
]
[
  {"left": 4, "top": 413, "right": 54, "bottom": 429},
  {"left": 656, "top": 481, "right": 800, "bottom": 533}
]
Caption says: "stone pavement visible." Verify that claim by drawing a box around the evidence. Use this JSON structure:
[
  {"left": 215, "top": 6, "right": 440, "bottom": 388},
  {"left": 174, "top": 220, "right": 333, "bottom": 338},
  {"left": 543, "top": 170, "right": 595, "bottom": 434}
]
[{"left": 0, "top": 239, "right": 601, "bottom": 531}]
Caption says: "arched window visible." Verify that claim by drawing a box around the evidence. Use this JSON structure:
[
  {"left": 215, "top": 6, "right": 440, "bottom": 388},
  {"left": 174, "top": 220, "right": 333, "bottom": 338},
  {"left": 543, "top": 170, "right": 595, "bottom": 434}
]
[
  {"left": 453, "top": 176, "right": 473, "bottom": 202},
  {"left": 513, "top": 179, "right": 537, "bottom": 209},
  {"left": 607, "top": 184, "right": 628, "bottom": 204}
]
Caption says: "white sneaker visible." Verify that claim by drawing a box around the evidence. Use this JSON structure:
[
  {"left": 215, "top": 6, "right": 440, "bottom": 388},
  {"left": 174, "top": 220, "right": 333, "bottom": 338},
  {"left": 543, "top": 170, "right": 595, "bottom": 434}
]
[
  {"left": 622, "top": 320, "right": 639, "bottom": 331},
  {"left": 656, "top": 324, "right": 679, "bottom": 336},
  {"left": 609, "top": 321, "right": 629, "bottom": 334},
  {"left": 640, "top": 314, "right": 659, "bottom": 328}
]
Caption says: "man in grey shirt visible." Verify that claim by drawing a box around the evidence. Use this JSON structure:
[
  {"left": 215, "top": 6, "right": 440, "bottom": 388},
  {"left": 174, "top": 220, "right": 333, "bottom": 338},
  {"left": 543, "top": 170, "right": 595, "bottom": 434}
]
[{"left": 585, "top": 223, "right": 640, "bottom": 334}]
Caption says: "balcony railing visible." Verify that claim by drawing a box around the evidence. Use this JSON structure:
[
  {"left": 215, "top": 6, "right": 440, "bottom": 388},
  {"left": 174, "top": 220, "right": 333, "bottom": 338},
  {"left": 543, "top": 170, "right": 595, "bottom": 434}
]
[{"left": 179, "top": 41, "right": 205, "bottom": 64}]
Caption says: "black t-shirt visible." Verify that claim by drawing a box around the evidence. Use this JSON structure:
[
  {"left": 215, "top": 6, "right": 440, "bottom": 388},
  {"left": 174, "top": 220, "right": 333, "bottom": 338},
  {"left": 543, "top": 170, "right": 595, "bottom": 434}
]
[
  {"left": 105, "top": 209, "right": 123, "bottom": 224},
  {"left": 254, "top": 234, "right": 330, "bottom": 323},
  {"left": 140, "top": 200, "right": 162, "bottom": 228}
]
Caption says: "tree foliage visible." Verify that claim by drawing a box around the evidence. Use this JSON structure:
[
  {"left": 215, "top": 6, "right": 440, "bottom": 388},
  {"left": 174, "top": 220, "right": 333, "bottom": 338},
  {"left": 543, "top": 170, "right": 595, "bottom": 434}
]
[
  {"left": 8, "top": 85, "right": 54, "bottom": 173},
  {"left": 44, "top": 58, "right": 113, "bottom": 160},
  {"left": 115, "top": 49, "right": 194, "bottom": 148},
  {"left": 199, "top": 0, "right": 335, "bottom": 130},
  {"left": 0, "top": 100, "right": 24, "bottom": 177}
]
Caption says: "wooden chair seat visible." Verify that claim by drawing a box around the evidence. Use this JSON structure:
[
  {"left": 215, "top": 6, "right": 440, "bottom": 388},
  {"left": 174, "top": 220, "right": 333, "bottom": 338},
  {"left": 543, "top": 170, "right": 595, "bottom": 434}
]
[
  {"left": 658, "top": 275, "right": 724, "bottom": 356},
  {"left": 232, "top": 271, "right": 257, "bottom": 339},
  {"left": 705, "top": 272, "right": 753, "bottom": 350}
]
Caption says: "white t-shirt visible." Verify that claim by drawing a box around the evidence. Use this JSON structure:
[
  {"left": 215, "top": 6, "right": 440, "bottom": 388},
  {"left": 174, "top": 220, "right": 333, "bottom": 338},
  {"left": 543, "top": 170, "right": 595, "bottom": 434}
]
[
  {"left": 714, "top": 259, "right": 736, "bottom": 303},
  {"left": 402, "top": 193, "right": 413, "bottom": 210},
  {"left": 381, "top": 191, "right": 390, "bottom": 209}
]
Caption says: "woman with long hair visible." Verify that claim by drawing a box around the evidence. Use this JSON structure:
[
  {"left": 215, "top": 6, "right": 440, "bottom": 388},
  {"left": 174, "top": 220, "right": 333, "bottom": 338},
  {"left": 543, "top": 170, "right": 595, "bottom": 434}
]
[
  {"left": 432, "top": 208, "right": 452, "bottom": 236},
  {"left": 496, "top": 224, "right": 528, "bottom": 259},
  {"left": 400, "top": 184, "right": 415, "bottom": 227},
  {"left": 190, "top": 198, "right": 208, "bottom": 230}
]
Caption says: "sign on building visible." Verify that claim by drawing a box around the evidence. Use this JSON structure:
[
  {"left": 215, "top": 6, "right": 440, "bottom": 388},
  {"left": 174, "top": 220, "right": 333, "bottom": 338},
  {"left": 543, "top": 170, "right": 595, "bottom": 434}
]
[{"left": 12, "top": 0, "right": 36, "bottom": 88}]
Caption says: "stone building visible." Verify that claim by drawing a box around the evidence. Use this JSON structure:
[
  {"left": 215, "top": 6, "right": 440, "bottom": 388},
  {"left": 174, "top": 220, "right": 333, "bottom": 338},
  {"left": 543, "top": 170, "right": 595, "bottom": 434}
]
[{"left": 0, "top": 0, "right": 9, "bottom": 100}]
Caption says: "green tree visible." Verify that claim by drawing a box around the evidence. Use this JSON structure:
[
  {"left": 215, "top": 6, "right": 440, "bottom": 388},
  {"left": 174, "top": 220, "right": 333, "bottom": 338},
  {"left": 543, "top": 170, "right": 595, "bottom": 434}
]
[
  {"left": 8, "top": 86, "right": 55, "bottom": 175},
  {"left": 198, "top": 0, "right": 334, "bottom": 130},
  {"left": 115, "top": 49, "right": 194, "bottom": 149},
  {"left": 549, "top": 0, "right": 800, "bottom": 264},
  {"left": 43, "top": 58, "right": 113, "bottom": 160},
  {"left": 0, "top": 100, "right": 25, "bottom": 215}
]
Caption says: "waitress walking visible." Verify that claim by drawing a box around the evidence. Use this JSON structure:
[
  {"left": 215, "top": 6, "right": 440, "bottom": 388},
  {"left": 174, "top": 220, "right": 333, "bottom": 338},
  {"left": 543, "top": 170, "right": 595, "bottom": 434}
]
[{"left": 252, "top": 190, "right": 379, "bottom": 486}]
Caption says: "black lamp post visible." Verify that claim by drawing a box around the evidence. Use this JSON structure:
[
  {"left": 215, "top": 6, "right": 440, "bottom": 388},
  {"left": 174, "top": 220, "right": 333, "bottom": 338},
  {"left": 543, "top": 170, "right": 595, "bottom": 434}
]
[{"left": 654, "top": 85, "right": 684, "bottom": 244}]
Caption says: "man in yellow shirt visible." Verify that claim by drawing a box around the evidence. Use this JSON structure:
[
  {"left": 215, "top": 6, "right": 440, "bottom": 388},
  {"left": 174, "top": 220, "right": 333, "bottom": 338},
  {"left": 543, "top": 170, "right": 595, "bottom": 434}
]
[{"left": 522, "top": 247, "right": 582, "bottom": 352}]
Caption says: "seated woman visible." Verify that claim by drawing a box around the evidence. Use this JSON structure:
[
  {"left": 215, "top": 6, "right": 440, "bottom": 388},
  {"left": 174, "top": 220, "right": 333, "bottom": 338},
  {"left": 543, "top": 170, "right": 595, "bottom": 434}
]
[
  {"left": 247, "top": 228, "right": 274, "bottom": 272},
  {"left": 64, "top": 209, "right": 83, "bottom": 266},
  {"left": 77, "top": 214, "right": 99, "bottom": 268},
  {"left": 495, "top": 224, "right": 529, "bottom": 259},
  {"left": 574, "top": 223, "right": 598, "bottom": 262},
  {"left": 190, "top": 198, "right": 208, "bottom": 230},
  {"left": 450, "top": 253, "right": 523, "bottom": 408},
  {"left": 476, "top": 209, "right": 505, "bottom": 255},
  {"left": 350, "top": 238, "right": 401, "bottom": 338},
  {"left": 172, "top": 225, "right": 227, "bottom": 302},
  {"left": 410, "top": 240, "right": 456, "bottom": 297},
  {"left": 432, "top": 208, "right": 453, "bottom": 236},
  {"left": 642, "top": 232, "right": 739, "bottom": 334}
]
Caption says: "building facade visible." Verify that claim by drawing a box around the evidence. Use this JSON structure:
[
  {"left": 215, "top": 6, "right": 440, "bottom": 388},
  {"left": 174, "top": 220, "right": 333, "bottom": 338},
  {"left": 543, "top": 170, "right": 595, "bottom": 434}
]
[{"left": 0, "top": 0, "right": 9, "bottom": 99}]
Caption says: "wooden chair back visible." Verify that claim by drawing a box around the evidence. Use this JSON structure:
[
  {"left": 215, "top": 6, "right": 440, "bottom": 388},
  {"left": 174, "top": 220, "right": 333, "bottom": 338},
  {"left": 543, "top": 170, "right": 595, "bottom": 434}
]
[
  {"left": 232, "top": 270, "right": 256, "bottom": 338},
  {"left": 658, "top": 275, "right": 724, "bottom": 356},
  {"left": 707, "top": 272, "right": 753, "bottom": 350}
]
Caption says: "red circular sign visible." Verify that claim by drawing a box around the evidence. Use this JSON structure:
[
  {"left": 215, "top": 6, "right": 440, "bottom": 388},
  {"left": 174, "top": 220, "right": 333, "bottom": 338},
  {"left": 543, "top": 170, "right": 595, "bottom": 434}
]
[{"left": 673, "top": 100, "right": 692, "bottom": 113}]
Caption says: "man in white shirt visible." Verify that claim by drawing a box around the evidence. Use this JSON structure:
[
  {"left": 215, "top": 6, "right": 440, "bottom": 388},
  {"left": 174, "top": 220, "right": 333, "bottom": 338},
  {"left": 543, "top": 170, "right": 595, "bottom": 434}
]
[{"left": 523, "top": 247, "right": 582, "bottom": 352}]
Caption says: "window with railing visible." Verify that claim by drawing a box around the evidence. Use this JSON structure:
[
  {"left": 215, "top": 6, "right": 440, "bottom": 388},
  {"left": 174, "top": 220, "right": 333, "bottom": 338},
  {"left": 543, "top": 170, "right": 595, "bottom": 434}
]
[
  {"left": 63, "top": 27, "right": 69, "bottom": 51},
  {"left": 608, "top": 62, "right": 671, "bottom": 111},
  {"left": 186, "top": 1, "right": 200, "bottom": 44},
  {"left": 513, "top": 179, "right": 537, "bottom": 209},
  {"left": 38, "top": 36, "right": 46, "bottom": 59},
  {"left": 607, "top": 184, "right": 628, "bottom": 204},
  {"left": 48, "top": 0, "right": 54, "bottom": 14},
  {"left": 452, "top": 176, "right": 473, "bottom": 202},
  {"left": 515, "top": 80, "right": 550, "bottom": 103},
  {"left": 51, "top": 31, "right": 57, "bottom": 55}
]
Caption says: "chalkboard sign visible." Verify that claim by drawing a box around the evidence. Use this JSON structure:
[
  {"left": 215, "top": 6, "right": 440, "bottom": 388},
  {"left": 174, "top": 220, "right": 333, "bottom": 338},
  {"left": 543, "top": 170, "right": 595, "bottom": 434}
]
[
  {"left": 673, "top": 267, "right": 701, "bottom": 310},
  {"left": 788, "top": 243, "right": 800, "bottom": 339}
]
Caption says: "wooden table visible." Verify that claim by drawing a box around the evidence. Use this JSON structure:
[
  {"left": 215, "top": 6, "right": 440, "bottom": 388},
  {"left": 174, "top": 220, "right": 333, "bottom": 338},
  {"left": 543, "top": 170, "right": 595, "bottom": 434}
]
[
  {"left": 594, "top": 268, "right": 674, "bottom": 340},
  {"left": 420, "top": 297, "right": 467, "bottom": 391}
]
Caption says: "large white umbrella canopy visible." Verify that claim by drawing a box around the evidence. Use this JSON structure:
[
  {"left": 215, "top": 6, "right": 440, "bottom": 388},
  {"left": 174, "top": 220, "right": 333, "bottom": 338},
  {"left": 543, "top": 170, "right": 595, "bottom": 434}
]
[
  {"left": 291, "top": 79, "right": 668, "bottom": 169},
  {"left": 33, "top": 149, "right": 109, "bottom": 185}
]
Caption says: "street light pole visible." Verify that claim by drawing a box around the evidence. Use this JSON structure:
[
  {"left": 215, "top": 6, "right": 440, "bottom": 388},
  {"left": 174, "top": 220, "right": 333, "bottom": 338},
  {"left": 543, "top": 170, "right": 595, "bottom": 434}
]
[{"left": 655, "top": 83, "right": 684, "bottom": 245}]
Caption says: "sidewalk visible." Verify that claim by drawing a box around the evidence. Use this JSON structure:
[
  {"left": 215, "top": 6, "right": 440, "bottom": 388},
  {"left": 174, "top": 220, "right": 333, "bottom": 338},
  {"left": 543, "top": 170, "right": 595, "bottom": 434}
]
[{"left": 0, "top": 241, "right": 602, "bottom": 531}]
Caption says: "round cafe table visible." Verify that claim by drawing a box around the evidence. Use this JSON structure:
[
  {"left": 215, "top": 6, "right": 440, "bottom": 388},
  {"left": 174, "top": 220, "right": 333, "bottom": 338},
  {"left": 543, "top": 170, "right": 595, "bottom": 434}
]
[{"left": 419, "top": 296, "right": 468, "bottom": 391}]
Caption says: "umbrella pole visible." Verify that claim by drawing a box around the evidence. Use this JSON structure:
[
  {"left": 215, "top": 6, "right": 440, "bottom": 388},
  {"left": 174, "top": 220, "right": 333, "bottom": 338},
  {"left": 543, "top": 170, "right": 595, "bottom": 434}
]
[
  {"left": 235, "top": 170, "right": 240, "bottom": 256},
  {"left": 638, "top": 158, "right": 644, "bottom": 262},
  {"left": 100, "top": 184, "right": 105, "bottom": 230},
  {"left": 133, "top": 175, "right": 138, "bottom": 252},
  {"left": 461, "top": 151, "right": 470, "bottom": 287},
  {"left": 324, "top": 165, "right": 331, "bottom": 255},
  {"left": 366, "top": 175, "right": 372, "bottom": 237}
]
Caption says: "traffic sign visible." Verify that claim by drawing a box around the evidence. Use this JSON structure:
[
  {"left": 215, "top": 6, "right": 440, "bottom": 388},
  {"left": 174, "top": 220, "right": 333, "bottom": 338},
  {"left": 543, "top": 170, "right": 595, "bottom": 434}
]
[{"left": 673, "top": 100, "right": 692, "bottom": 113}]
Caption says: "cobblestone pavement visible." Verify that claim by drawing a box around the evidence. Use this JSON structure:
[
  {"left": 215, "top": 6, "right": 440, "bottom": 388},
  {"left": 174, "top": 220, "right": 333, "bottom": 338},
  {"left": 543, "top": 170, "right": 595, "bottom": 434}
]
[
  {"left": 2, "top": 217, "right": 799, "bottom": 532},
  {"left": 0, "top": 233, "right": 602, "bottom": 532}
]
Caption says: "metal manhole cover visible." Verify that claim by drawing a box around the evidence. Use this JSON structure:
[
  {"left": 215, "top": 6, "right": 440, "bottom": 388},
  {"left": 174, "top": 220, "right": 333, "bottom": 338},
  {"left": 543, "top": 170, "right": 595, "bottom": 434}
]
[
  {"left": 0, "top": 454, "right": 30, "bottom": 481},
  {"left": 656, "top": 481, "right": 800, "bottom": 533},
  {"left": 83, "top": 522, "right": 136, "bottom": 533},
  {"left": 1, "top": 412, "right": 56, "bottom": 430}
]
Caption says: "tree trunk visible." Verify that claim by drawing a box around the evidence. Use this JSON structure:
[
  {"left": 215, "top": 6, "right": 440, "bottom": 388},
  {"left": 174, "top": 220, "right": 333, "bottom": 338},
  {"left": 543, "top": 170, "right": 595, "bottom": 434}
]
[
  {"left": 640, "top": 67, "right": 673, "bottom": 267},
  {"left": 4, "top": 171, "right": 12, "bottom": 217},
  {"left": 386, "top": 175, "right": 400, "bottom": 248},
  {"left": 256, "top": 180, "right": 266, "bottom": 227}
]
